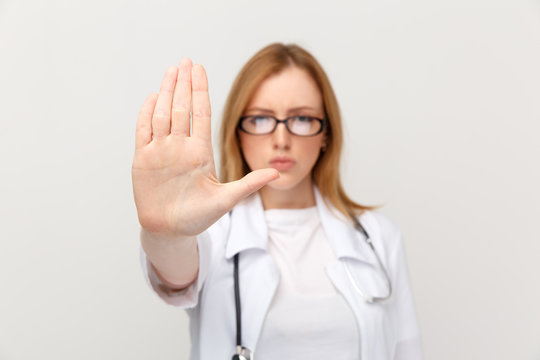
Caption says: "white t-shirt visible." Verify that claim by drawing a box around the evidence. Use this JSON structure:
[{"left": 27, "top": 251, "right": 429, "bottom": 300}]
[{"left": 255, "top": 207, "right": 360, "bottom": 359}]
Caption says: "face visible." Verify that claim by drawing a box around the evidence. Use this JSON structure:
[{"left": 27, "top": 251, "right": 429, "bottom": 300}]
[{"left": 238, "top": 66, "right": 326, "bottom": 191}]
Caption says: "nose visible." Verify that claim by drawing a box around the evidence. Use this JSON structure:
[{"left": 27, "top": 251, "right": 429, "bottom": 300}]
[{"left": 272, "top": 122, "right": 291, "bottom": 150}]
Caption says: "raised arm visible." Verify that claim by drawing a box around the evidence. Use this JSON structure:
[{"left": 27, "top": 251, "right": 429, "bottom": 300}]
[{"left": 131, "top": 59, "right": 279, "bottom": 289}]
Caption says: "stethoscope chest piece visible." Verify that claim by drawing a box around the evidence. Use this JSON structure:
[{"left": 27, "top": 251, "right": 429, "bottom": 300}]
[{"left": 232, "top": 346, "right": 253, "bottom": 360}]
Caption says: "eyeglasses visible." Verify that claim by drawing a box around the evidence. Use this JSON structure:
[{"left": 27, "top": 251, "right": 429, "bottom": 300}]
[{"left": 237, "top": 115, "right": 326, "bottom": 136}]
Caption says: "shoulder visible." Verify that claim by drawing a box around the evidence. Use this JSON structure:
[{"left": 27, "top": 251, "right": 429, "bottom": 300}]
[
  {"left": 361, "top": 210, "right": 400, "bottom": 234},
  {"left": 358, "top": 210, "right": 403, "bottom": 250}
]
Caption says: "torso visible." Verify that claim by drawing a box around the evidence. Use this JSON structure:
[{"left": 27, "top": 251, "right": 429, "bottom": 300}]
[{"left": 255, "top": 207, "right": 360, "bottom": 359}]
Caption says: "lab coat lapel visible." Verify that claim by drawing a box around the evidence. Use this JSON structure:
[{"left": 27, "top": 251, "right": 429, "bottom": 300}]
[
  {"left": 224, "top": 193, "right": 280, "bottom": 352},
  {"left": 225, "top": 193, "right": 268, "bottom": 257},
  {"left": 222, "top": 188, "right": 392, "bottom": 357},
  {"left": 315, "top": 187, "right": 394, "bottom": 359},
  {"left": 326, "top": 261, "right": 394, "bottom": 360},
  {"left": 314, "top": 187, "right": 377, "bottom": 265}
]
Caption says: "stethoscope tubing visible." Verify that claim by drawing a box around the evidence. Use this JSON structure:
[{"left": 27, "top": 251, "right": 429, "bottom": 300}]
[
  {"left": 233, "top": 253, "right": 242, "bottom": 347},
  {"left": 232, "top": 212, "right": 393, "bottom": 359}
]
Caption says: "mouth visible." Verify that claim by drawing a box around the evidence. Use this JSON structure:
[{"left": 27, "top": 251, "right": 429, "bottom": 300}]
[{"left": 269, "top": 157, "right": 295, "bottom": 171}]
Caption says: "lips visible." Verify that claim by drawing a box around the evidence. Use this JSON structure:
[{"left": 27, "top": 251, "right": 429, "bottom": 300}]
[{"left": 269, "top": 156, "right": 296, "bottom": 171}]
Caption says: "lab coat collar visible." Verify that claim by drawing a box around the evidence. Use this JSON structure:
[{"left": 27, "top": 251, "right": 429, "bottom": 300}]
[
  {"left": 314, "top": 187, "right": 377, "bottom": 265},
  {"left": 225, "top": 193, "right": 268, "bottom": 259},
  {"left": 225, "top": 186, "right": 377, "bottom": 266}
]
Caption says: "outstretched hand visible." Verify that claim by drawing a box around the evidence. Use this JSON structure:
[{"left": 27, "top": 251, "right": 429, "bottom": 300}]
[{"left": 132, "top": 59, "right": 279, "bottom": 237}]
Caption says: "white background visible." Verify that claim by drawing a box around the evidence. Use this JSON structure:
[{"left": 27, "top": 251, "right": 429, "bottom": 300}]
[{"left": 0, "top": 0, "right": 539, "bottom": 359}]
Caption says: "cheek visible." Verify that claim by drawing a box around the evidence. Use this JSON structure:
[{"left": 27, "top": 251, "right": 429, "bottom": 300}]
[
  {"left": 305, "top": 145, "right": 323, "bottom": 168},
  {"left": 305, "top": 138, "right": 325, "bottom": 160},
  {"left": 296, "top": 140, "right": 324, "bottom": 174},
  {"left": 239, "top": 135, "right": 262, "bottom": 169}
]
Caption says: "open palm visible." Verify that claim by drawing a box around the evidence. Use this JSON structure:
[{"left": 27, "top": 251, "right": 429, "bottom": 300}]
[{"left": 132, "top": 59, "right": 278, "bottom": 237}]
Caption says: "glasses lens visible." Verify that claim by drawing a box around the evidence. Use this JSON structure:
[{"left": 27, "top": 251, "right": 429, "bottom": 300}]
[
  {"left": 288, "top": 116, "right": 321, "bottom": 136},
  {"left": 241, "top": 116, "right": 275, "bottom": 134}
]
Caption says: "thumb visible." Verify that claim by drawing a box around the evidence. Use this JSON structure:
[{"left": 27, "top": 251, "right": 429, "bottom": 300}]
[{"left": 225, "top": 168, "right": 279, "bottom": 204}]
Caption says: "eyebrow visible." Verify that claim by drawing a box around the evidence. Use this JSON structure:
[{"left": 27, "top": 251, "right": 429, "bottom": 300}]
[{"left": 245, "top": 106, "right": 319, "bottom": 114}]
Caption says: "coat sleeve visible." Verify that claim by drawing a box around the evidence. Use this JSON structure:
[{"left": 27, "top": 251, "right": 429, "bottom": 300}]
[
  {"left": 388, "top": 225, "right": 424, "bottom": 360},
  {"left": 138, "top": 214, "right": 228, "bottom": 308}
]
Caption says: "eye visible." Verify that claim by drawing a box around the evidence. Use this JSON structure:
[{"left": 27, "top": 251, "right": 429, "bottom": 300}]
[
  {"left": 293, "top": 116, "right": 314, "bottom": 123},
  {"left": 249, "top": 116, "right": 271, "bottom": 124},
  {"left": 241, "top": 115, "right": 275, "bottom": 134}
]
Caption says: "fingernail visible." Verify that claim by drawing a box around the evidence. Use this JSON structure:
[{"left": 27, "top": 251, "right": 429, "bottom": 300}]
[
  {"left": 194, "top": 63, "right": 206, "bottom": 73},
  {"left": 180, "top": 58, "right": 192, "bottom": 67}
]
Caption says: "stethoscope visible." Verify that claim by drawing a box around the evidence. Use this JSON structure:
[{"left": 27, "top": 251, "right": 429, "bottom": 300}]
[{"left": 231, "top": 213, "right": 393, "bottom": 360}]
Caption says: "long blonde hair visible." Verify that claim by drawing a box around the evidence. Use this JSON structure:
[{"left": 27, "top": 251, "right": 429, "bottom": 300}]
[{"left": 219, "top": 43, "right": 379, "bottom": 221}]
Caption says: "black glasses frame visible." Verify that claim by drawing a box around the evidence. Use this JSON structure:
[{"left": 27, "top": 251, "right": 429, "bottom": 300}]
[{"left": 237, "top": 115, "right": 326, "bottom": 136}]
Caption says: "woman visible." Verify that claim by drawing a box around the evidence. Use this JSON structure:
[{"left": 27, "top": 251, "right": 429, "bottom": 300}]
[{"left": 132, "top": 43, "right": 423, "bottom": 360}]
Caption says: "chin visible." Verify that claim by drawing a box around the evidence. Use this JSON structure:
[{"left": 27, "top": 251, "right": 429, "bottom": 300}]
[
  {"left": 263, "top": 173, "right": 308, "bottom": 191},
  {"left": 264, "top": 180, "right": 297, "bottom": 191}
]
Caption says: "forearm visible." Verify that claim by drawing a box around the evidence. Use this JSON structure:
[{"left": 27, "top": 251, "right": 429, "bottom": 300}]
[{"left": 140, "top": 227, "right": 199, "bottom": 290}]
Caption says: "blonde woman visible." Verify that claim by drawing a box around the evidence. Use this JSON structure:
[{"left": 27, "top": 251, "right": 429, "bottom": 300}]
[{"left": 132, "top": 43, "right": 423, "bottom": 360}]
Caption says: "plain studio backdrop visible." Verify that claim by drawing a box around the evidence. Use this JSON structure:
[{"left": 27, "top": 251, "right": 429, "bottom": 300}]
[{"left": 0, "top": 0, "right": 539, "bottom": 359}]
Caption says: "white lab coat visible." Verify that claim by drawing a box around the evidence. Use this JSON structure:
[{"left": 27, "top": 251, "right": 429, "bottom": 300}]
[{"left": 140, "top": 187, "right": 423, "bottom": 360}]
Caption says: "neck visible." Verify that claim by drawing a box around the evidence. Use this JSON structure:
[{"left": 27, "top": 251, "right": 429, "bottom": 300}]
[{"left": 259, "top": 177, "right": 316, "bottom": 210}]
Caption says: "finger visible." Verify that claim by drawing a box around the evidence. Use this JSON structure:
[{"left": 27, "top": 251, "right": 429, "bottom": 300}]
[
  {"left": 225, "top": 168, "right": 280, "bottom": 205},
  {"left": 191, "top": 64, "right": 211, "bottom": 141},
  {"left": 135, "top": 93, "right": 159, "bottom": 149},
  {"left": 152, "top": 66, "right": 178, "bottom": 139},
  {"left": 171, "top": 58, "right": 192, "bottom": 137}
]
